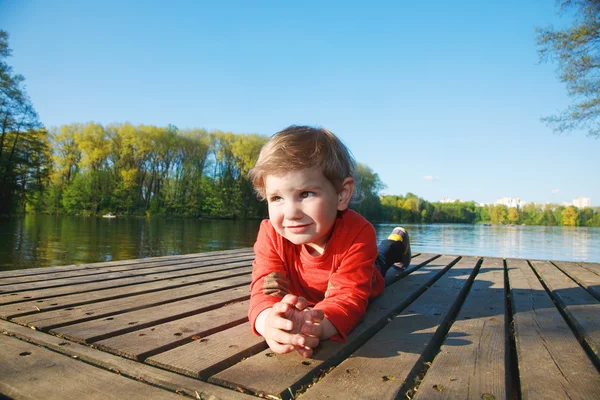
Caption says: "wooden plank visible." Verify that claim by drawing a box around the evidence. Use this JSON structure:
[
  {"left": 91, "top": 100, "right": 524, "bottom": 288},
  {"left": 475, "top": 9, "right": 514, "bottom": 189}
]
[
  {"left": 0, "top": 259, "right": 252, "bottom": 306},
  {"left": 12, "top": 274, "right": 252, "bottom": 330},
  {"left": 0, "top": 253, "right": 255, "bottom": 293},
  {"left": 210, "top": 255, "right": 460, "bottom": 399},
  {"left": 578, "top": 262, "right": 600, "bottom": 275},
  {"left": 147, "top": 322, "right": 268, "bottom": 379},
  {"left": 0, "top": 266, "right": 251, "bottom": 319},
  {"left": 554, "top": 261, "right": 600, "bottom": 301},
  {"left": 0, "top": 250, "right": 254, "bottom": 286},
  {"left": 530, "top": 260, "right": 600, "bottom": 366},
  {"left": 94, "top": 300, "right": 250, "bottom": 360},
  {"left": 383, "top": 253, "right": 438, "bottom": 286},
  {"left": 0, "top": 334, "right": 184, "bottom": 400},
  {"left": 299, "top": 257, "right": 480, "bottom": 400},
  {"left": 144, "top": 255, "right": 432, "bottom": 381},
  {"left": 51, "top": 286, "right": 249, "bottom": 343},
  {"left": 413, "top": 257, "right": 507, "bottom": 400},
  {"left": 0, "top": 247, "right": 253, "bottom": 278},
  {"left": 507, "top": 258, "right": 600, "bottom": 400},
  {"left": 0, "top": 319, "right": 254, "bottom": 400}
]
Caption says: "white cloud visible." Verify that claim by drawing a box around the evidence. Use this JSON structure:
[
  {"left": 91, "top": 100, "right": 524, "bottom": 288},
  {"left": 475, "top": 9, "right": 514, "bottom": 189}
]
[
  {"left": 423, "top": 175, "right": 440, "bottom": 181},
  {"left": 551, "top": 189, "right": 560, "bottom": 194}
]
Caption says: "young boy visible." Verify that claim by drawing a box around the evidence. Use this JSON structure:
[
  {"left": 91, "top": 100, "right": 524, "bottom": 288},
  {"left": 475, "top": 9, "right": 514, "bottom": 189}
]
[{"left": 248, "top": 125, "right": 411, "bottom": 358}]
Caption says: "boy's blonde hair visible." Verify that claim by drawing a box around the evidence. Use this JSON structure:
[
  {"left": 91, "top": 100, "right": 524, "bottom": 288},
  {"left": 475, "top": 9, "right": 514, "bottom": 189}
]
[{"left": 249, "top": 125, "right": 356, "bottom": 200}]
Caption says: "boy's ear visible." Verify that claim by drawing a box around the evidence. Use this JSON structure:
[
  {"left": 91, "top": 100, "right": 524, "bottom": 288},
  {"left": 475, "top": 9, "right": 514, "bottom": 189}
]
[{"left": 337, "top": 177, "right": 354, "bottom": 211}]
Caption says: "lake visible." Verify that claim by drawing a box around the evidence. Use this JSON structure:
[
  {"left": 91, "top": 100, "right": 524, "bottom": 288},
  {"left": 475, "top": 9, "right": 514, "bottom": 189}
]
[{"left": 0, "top": 215, "right": 598, "bottom": 271}]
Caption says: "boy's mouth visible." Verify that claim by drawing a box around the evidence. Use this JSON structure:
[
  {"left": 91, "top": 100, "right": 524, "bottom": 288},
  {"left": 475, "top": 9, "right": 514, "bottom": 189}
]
[{"left": 285, "top": 224, "right": 311, "bottom": 233}]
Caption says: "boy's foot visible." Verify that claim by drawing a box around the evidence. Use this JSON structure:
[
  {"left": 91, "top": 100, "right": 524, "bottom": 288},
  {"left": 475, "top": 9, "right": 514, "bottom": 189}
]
[{"left": 388, "top": 227, "right": 411, "bottom": 270}]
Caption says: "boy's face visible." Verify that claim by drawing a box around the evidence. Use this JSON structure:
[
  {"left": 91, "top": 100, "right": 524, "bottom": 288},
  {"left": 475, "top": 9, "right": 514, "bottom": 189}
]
[{"left": 264, "top": 167, "right": 353, "bottom": 256}]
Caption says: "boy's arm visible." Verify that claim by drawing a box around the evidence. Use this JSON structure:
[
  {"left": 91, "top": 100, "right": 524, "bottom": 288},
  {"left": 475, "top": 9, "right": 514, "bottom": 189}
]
[
  {"left": 248, "top": 220, "right": 288, "bottom": 334},
  {"left": 313, "top": 223, "right": 380, "bottom": 341}
]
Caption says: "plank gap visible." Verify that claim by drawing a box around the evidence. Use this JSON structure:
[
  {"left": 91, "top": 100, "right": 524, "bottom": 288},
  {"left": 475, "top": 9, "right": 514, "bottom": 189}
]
[
  {"left": 504, "top": 258, "right": 522, "bottom": 400},
  {"left": 529, "top": 261, "right": 600, "bottom": 371}
]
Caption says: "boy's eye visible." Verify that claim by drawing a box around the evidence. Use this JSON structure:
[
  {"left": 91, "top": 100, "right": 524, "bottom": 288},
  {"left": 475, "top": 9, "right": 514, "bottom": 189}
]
[
  {"left": 300, "top": 191, "right": 315, "bottom": 199},
  {"left": 269, "top": 196, "right": 283, "bottom": 203}
]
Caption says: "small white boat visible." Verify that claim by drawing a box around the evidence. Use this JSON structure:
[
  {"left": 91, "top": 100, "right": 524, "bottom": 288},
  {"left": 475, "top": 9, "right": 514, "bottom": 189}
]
[{"left": 102, "top": 212, "right": 116, "bottom": 218}]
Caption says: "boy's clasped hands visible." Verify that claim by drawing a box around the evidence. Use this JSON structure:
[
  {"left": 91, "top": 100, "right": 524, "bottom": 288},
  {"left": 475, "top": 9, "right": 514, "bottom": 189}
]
[{"left": 255, "top": 294, "right": 325, "bottom": 358}]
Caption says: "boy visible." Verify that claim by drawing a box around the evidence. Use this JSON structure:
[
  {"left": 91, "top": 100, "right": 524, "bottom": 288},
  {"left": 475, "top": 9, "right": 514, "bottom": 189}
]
[{"left": 248, "top": 125, "right": 411, "bottom": 358}]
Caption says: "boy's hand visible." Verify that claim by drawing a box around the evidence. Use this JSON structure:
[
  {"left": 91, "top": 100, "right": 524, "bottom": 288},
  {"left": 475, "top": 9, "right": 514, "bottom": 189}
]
[{"left": 256, "top": 294, "right": 324, "bottom": 358}]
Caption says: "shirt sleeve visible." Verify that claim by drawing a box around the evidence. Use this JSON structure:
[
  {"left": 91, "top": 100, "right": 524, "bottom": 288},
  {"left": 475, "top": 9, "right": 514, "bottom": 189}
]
[
  {"left": 248, "top": 220, "right": 290, "bottom": 335},
  {"left": 313, "top": 223, "right": 378, "bottom": 341}
]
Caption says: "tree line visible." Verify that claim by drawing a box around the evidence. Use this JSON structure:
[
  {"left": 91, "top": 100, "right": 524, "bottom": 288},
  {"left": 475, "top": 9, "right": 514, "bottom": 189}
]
[
  {"left": 373, "top": 194, "right": 600, "bottom": 227},
  {"left": 3, "top": 119, "right": 599, "bottom": 226}
]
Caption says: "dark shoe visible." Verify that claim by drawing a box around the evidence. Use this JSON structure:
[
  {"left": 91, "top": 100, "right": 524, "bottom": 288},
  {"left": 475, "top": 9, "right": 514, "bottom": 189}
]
[{"left": 388, "top": 227, "right": 411, "bottom": 269}]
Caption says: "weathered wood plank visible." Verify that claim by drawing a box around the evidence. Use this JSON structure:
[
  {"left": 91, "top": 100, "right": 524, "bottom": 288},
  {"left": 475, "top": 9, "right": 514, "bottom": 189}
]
[
  {"left": 0, "top": 248, "right": 253, "bottom": 278},
  {"left": 0, "top": 319, "right": 254, "bottom": 400},
  {"left": 530, "top": 260, "right": 600, "bottom": 367},
  {"left": 0, "top": 259, "right": 252, "bottom": 306},
  {"left": 0, "top": 250, "right": 254, "bottom": 286},
  {"left": 147, "top": 322, "right": 268, "bottom": 379},
  {"left": 507, "top": 258, "right": 600, "bottom": 400},
  {"left": 11, "top": 274, "right": 252, "bottom": 330},
  {"left": 299, "top": 257, "right": 480, "bottom": 400},
  {"left": 578, "top": 262, "right": 600, "bottom": 275},
  {"left": 0, "top": 266, "right": 251, "bottom": 319},
  {"left": 51, "top": 286, "right": 249, "bottom": 343},
  {"left": 94, "top": 300, "right": 250, "bottom": 360},
  {"left": 554, "top": 261, "right": 600, "bottom": 301},
  {"left": 141, "top": 254, "right": 430, "bottom": 382},
  {"left": 413, "top": 257, "right": 507, "bottom": 400},
  {"left": 383, "top": 253, "right": 436, "bottom": 285},
  {"left": 210, "top": 255, "right": 459, "bottom": 399},
  {"left": 0, "top": 253, "right": 255, "bottom": 293},
  {"left": 0, "top": 334, "right": 185, "bottom": 400}
]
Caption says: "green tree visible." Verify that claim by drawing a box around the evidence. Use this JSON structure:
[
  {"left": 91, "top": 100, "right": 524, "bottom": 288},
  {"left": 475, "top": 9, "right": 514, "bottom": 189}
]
[
  {"left": 578, "top": 206, "right": 595, "bottom": 225},
  {"left": 350, "top": 163, "right": 385, "bottom": 221},
  {"left": 537, "top": 0, "right": 600, "bottom": 137},
  {"left": 562, "top": 205, "right": 579, "bottom": 226},
  {"left": 508, "top": 207, "right": 520, "bottom": 224},
  {"left": 0, "top": 30, "right": 47, "bottom": 214}
]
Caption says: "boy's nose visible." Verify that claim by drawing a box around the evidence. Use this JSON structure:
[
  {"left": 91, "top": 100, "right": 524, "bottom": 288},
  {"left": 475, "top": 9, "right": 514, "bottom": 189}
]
[{"left": 284, "top": 201, "right": 303, "bottom": 220}]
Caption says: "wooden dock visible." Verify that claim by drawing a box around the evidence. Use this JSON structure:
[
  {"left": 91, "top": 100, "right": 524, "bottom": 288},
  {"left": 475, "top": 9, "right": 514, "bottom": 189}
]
[{"left": 1, "top": 249, "right": 599, "bottom": 399}]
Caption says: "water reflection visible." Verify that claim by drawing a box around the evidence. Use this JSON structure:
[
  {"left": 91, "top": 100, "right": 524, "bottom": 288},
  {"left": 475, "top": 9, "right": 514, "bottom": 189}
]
[
  {"left": 0, "top": 216, "right": 262, "bottom": 271},
  {"left": 376, "top": 223, "right": 599, "bottom": 262},
  {"left": 0, "top": 217, "right": 598, "bottom": 271}
]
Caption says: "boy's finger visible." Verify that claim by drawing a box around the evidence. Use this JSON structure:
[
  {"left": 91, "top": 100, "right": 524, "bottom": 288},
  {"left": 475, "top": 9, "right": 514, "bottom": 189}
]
[
  {"left": 300, "top": 322, "right": 323, "bottom": 338},
  {"left": 294, "top": 296, "right": 308, "bottom": 310},
  {"left": 272, "top": 301, "right": 292, "bottom": 315},
  {"left": 295, "top": 346, "right": 314, "bottom": 358},
  {"left": 300, "top": 334, "right": 320, "bottom": 349},
  {"left": 268, "top": 314, "right": 293, "bottom": 331},
  {"left": 280, "top": 293, "right": 299, "bottom": 305},
  {"left": 267, "top": 339, "right": 295, "bottom": 354},
  {"left": 307, "top": 309, "right": 324, "bottom": 322},
  {"left": 272, "top": 330, "right": 306, "bottom": 347}
]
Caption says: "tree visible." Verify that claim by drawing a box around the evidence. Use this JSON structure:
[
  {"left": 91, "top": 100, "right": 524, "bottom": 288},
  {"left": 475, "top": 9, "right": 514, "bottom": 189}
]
[
  {"left": 508, "top": 207, "right": 520, "bottom": 224},
  {"left": 537, "top": 0, "right": 600, "bottom": 137},
  {"left": 0, "top": 30, "right": 46, "bottom": 214},
  {"left": 562, "top": 205, "right": 579, "bottom": 225},
  {"left": 350, "top": 163, "right": 385, "bottom": 221}
]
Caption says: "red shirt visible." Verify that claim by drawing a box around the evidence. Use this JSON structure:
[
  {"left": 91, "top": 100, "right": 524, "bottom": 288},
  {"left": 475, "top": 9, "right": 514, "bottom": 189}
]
[{"left": 248, "top": 209, "right": 385, "bottom": 341}]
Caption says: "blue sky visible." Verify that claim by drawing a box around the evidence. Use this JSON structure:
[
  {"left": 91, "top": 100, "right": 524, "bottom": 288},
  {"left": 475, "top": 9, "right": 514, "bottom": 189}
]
[{"left": 1, "top": 0, "right": 597, "bottom": 206}]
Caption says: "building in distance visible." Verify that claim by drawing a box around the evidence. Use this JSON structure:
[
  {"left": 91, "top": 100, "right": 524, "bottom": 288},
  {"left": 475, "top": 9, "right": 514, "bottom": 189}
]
[
  {"left": 439, "top": 198, "right": 464, "bottom": 203},
  {"left": 573, "top": 196, "right": 592, "bottom": 208},
  {"left": 495, "top": 197, "right": 522, "bottom": 209}
]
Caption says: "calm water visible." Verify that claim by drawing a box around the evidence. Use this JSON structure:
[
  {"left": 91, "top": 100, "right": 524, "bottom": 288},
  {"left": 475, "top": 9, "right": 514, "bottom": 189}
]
[{"left": 0, "top": 215, "right": 598, "bottom": 271}]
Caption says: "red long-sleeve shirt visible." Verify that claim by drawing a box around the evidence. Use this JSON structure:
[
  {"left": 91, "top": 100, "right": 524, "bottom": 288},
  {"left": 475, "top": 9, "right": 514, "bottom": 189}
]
[{"left": 248, "top": 209, "right": 385, "bottom": 341}]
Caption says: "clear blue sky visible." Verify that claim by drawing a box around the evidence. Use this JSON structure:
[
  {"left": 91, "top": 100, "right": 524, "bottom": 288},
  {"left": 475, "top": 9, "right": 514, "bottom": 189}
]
[{"left": 1, "top": 0, "right": 597, "bottom": 206}]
